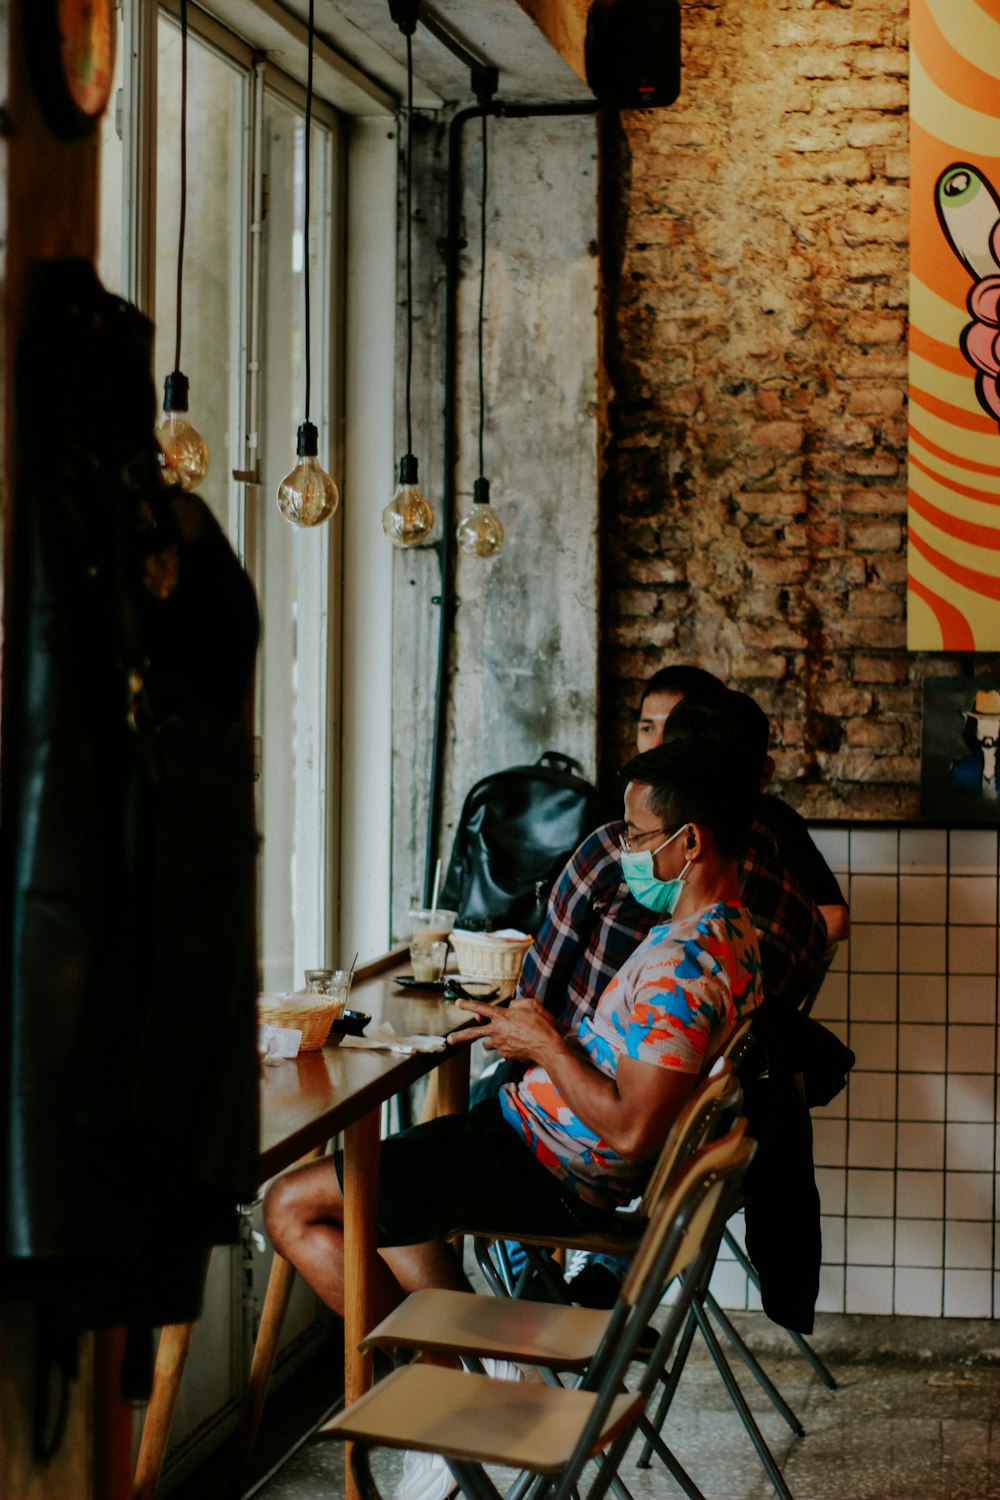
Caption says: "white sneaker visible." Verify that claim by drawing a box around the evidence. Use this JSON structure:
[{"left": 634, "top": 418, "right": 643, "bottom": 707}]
[
  {"left": 394, "top": 1448, "right": 457, "bottom": 1500},
  {"left": 480, "top": 1356, "right": 541, "bottom": 1383},
  {"left": 479, "top": 1356, "right": 522, "bottom": 1382}
]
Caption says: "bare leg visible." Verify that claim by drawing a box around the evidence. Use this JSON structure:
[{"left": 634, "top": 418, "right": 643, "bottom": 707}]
[
  {"left": 263, "top": 1157, "right": 472, "bottom": 1326},
  {"left": 264, "top": 1157, "right": 396, "bottom": 1320},
  {"left": 381, "top": 1239, "right": 470, "bottom": 1297}
]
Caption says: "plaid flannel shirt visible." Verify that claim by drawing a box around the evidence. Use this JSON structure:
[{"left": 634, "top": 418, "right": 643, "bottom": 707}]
[{"left": 517, "top": 817, "right": 827, "bottom": 1030}]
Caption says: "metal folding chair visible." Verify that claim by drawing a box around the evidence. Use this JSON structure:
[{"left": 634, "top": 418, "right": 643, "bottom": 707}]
[{"left": 313, "top": 1124, "right": 756, "bottom": 1500}]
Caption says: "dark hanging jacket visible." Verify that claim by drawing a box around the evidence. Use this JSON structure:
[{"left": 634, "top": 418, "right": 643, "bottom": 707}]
[
  {"left": 0, "top": 259, "right": 260, "bottom": 1330},
  {"left": 741, "top": 1003, "right": 856, "bottom": 1334}
]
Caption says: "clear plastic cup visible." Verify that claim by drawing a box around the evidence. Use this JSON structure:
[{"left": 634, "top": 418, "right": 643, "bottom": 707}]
[
  {"left": 328, "top": 969, "right": 352, "bottom": 1007},
  {"left": 409, "top": 908, "right": 458, "bottom": 951},
  {"left": 304, "top": 968, "right": 334, "bottom": 994},
  {"left": 409, "top": 941, "right": 448, "bottom": 983}
]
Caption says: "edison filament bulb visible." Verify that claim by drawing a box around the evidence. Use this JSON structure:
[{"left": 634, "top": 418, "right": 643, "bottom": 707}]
[
  {"left": 382, "top": 453, "right": 434, "bottom": 548},
  {"left": 156, "top": 371, "right": 210, "bottom": 491},
  {"left": 456, "top": 477, "right": 504, "bottom": 558},
  {"left": 277, "top": 422, "right": 340, "bottom": 528}
]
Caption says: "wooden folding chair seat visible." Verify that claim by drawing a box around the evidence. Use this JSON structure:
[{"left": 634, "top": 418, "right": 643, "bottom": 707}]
[{"left": 314, "top": 1125, "right": 757, "bottom": 1500}]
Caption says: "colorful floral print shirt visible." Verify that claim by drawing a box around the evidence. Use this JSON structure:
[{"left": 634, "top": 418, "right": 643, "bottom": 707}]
[{"left": 500, "top": 902, "right": 763, "bottom": 1210}]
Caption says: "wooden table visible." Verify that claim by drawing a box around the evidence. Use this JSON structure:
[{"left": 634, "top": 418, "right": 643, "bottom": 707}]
[{"left": 132, "top": 953, "right": 471, "bottom": 1500}]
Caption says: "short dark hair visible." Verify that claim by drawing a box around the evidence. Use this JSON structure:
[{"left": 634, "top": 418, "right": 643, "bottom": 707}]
[
  {"left": 620, "top": 734, "right": 756, "bottom": 859},
  {"left": 663, "top": 690, "right": 770, "bottom": 783},
  {"left": 640, "top": 665, "right": 727, "bottom": 711}
]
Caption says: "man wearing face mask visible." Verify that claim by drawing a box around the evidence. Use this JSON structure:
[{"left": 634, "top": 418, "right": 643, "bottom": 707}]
[
  {"left": 477, "top": 688, "right": 827, "bottom": 1098},
  {"left": 264, "top": 737, "right": 762, "bottom": 1500}
]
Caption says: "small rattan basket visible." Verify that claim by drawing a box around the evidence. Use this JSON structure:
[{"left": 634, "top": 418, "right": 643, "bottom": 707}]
[
  {"left": 448, "top": 933, "right": 534, "bottom": 1001},
  {"left": 257, "top": 993, "right": 345, "bottom": 1051}
]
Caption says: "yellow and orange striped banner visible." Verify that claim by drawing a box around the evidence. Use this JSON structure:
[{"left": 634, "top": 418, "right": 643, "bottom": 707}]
[{"left": 909, "top": 0, "right": 1000, "bottom": 648}]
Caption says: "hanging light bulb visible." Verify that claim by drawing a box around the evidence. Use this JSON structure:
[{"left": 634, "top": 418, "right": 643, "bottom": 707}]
[
  {"left": 382, "top": 453, "right": 434, "bottom": 547},
  {"left": 156, "top": 371, "right": 210, "bottom": 491},
  {"left": 456, "top": 108, "right": 505, "bottom": 560},
  {"left": 456, "top": 476, "right": 504, "bottom": 558},
  {"left": 278, "top": 421, "right": 340, "bottom": 527},
  {"left": 157, "top": 2, "right": 210, "bottom": 494},
  {"left": 276, "top": 0, "right": 338, "bottom": 528},
  {"left": 384, "top": 21, "right": 434, "bottom": 546}
]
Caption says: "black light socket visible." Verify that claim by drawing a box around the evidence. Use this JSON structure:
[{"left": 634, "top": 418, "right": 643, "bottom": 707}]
[
  {"left": 296, "top": 421, "right": 319, "bottom": 458},
  {"left": 162, "top": 370, "right": 190, "bottom": 413},
  {"left": 389, "top": 0, "right": 421, "bottom": 37},
  {"left": 473, "top": 476, "right": 490, "bottom": 505},
  {"left": 399, "top": 452, "right": 419, "bottom": 485}
]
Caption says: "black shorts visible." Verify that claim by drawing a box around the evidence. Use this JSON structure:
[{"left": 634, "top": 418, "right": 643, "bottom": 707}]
[{"left": 333, "top": 1098, "right": 614, "bottom": 1248}]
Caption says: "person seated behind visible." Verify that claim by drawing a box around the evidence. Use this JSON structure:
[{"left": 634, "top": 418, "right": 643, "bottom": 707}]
[
  {"left": 263, "top": 737, "right": 763, "bottom": 1500},
  {"left": 639, "top": 665, "right": 850, "bottom": 944}
]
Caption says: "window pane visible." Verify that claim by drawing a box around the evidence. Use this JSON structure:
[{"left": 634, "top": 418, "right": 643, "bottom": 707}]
[
  {"left": 96, "top": 30, "right": 126, "bottom": 292},
  {"left": 255, "top": 94, "right": 335, "bottom": 993},
  {"left": 155, "top": 18, "right": 245, "bottom": 532}
]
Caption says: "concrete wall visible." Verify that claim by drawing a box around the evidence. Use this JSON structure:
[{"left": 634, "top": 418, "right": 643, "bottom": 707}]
[
  {"left": 389, "top": 109, "right": 600, "bottom": 937},
  {"left": 597, "top": 0, "right": 1000, "bottom": 815}
]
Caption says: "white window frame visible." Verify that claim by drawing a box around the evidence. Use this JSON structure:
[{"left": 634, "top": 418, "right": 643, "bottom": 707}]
[{"left": 106, "top": 0, "right": 399, "bottom": 981}]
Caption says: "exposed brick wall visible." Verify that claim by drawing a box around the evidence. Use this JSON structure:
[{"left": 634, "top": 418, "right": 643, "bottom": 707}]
[{"left": 596, "top": 0, "right": 1000, "bottom": 817}]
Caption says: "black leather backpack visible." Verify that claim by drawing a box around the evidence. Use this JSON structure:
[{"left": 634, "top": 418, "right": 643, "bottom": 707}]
[{"left": 440, "top": 753, "right": 608, "bottom": 935}]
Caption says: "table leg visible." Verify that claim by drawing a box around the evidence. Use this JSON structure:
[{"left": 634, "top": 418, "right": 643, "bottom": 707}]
[
  {"left": 232, "top": 1147, "right": 324, "bottom": 1494},
  {"left": 231, "top": 1252, "right": 298, "bottom": 1493},
  {"left": 434, "top": 1047, "right": 469, "bottom": 1118},
  {"left": 132, "top": 1323, "right": 197, "bottom": 1500},
  {"left": 95, "top": 1328, "right": 133, "bottom": 1500},
  {"left": 342, "top": 1109, "right": 380, "bottom": 1500}
]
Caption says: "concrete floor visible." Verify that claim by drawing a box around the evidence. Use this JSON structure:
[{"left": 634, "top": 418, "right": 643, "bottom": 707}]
[{"left": 242, "top": 1312, "right": 1000, "bottom": 1500}]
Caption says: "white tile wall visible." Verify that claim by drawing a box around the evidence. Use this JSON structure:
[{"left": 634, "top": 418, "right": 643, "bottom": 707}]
[{"left": 715, "top": 824, "right": 1000, "bottom": 1321}]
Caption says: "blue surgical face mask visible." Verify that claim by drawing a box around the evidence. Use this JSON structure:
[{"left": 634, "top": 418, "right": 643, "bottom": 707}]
[{"left": 619, "top": 823, "right": 691, "bottom": 914}]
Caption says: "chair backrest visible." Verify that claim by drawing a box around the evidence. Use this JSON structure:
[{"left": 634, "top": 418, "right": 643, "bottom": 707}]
[
  {"left": 702, "top": 1013, "right": 756, "bottom": 1076},
  {"left": 625, "top": 1120, "right": 753, "bottom": 1308},
  {"left": 553, "top": 1120, "right": 756, "bottom": 1500},
  {"left": 637, "top": 1060, "right": 742, "bottom": 1218}
]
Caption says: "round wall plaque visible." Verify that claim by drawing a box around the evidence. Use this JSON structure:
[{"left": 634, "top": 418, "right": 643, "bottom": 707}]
[{"left": 25, "top": 0, "right": 116, "bottom": 141}]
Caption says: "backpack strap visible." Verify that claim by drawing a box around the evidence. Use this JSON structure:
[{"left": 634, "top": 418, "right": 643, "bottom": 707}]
[{"left": 535, "top": 750, "right": 586, "bottom": 778}]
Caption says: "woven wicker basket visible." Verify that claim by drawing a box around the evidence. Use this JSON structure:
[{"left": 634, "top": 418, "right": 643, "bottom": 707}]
[
  {"left": 257, "top": 994, "right": 345, "bottom": 1051},
  {"left": 448, "top": 933, "right": 533, "bottom": 1001}
]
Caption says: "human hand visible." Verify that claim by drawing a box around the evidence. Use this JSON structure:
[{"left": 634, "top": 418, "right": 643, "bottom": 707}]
[{"left": 448, "top": 995, "right": 563, "bottom": 1062}]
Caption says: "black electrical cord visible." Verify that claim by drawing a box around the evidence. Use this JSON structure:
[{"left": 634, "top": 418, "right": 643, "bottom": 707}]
[
  {"left": 174, "top": 0, "right": 188, "bottom": 375},
  {"left": 304, "top": 0, "right": 315, "bottom": 423},
  {"left": 477, "top": 109, "right": 487, "bottom": 479},
  {"left": 404, "top": 30, "right": 414, "bottom": 457}
]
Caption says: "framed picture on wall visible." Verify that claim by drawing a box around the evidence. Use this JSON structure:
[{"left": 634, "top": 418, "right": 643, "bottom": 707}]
[{"left": 921, "top": 677, "right": 1000, "bottom": 823}]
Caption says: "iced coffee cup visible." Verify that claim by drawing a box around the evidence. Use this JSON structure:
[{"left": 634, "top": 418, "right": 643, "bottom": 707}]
[
  {"left": 409, "top": 940, "right": 448, "bottom": 983},
  {"left": 409, "top": 908, "right": 458, "bottom": 952}
]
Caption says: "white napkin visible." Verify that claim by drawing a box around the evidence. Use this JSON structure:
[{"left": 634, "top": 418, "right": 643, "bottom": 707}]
[
  {"left": 451, "top": 926, "right": 530, "bottom": 943},
  {"left": 258, "top": 1022, "right": 302, "bottom": 1062},
  {"left": 340, "top": 1022, "right": 446, "bottom": 1054}
]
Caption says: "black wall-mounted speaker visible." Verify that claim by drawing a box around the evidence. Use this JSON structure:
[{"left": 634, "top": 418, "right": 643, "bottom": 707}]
[{"left": 584, "top": 0, "right": 682, "bottom": 110}]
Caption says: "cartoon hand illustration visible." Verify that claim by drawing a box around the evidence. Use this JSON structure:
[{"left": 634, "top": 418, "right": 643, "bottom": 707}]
[{"left": 936, "top": 163, "right": 1000, "bottom": 426}]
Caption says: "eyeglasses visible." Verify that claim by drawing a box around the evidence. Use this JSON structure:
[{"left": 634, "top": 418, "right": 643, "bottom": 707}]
[{"left": 619, "top": 826, "right": 667, "bottom": 854}]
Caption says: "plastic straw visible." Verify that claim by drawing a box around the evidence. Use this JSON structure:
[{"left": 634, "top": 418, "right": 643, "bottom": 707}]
[{"left": 430, "top": 858, "right": 442, "bottom": 913}]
